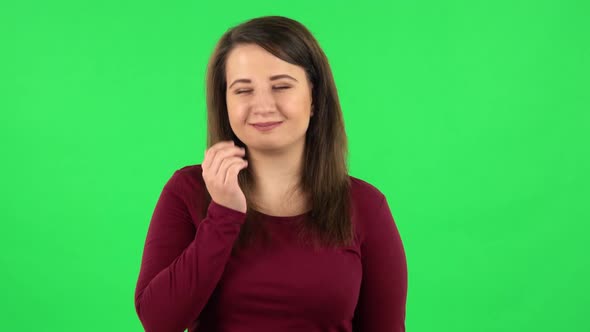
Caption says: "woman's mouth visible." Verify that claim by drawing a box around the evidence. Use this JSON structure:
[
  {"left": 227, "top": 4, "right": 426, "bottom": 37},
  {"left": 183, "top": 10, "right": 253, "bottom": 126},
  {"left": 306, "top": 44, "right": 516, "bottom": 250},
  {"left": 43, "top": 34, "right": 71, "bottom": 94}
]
[{"left": 251, "top": 121, "right": 283, "bottom": 131}]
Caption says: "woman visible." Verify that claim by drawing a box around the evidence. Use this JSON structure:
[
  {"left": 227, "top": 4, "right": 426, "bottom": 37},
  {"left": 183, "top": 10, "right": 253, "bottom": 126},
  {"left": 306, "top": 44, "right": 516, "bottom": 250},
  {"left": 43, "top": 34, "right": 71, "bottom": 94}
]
[{"left": 134, "top": 15, "right": 407, "bottom": 332}]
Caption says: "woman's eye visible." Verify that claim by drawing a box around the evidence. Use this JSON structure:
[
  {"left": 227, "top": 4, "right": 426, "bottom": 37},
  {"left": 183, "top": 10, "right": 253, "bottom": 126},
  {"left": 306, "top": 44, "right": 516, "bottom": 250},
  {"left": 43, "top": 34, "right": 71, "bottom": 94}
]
[{"left": 235, "top": 86, "right": 290, "bottom": 95}]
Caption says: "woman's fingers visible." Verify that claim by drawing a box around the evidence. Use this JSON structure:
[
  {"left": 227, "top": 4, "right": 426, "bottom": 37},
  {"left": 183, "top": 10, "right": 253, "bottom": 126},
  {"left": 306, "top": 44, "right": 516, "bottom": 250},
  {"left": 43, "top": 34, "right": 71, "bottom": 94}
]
[
  {"left": 211, "top": 146, "right": 246, "bottom": 178},
  {"left": 201, "top": 140, "right": 249, "bottom": 213},
  {"left": 221, "top": 158, "right": 248, "bottom": 185},
  {"left": 202, "top": 140, "right": 235, "bottom": 172}
]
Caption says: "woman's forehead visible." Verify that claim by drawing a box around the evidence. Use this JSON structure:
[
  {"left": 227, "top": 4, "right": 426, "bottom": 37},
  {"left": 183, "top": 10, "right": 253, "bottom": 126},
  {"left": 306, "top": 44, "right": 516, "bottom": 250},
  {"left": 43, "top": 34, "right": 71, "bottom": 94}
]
[{"left": 226, "top": 45, "right": 304, "bottom": 82}]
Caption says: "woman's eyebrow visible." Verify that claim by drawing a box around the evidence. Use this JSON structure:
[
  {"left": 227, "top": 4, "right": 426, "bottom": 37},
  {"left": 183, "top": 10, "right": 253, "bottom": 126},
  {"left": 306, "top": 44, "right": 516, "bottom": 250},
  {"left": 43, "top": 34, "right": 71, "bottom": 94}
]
[
  {"left": 269, "top": 74, "right": 298, "bottom": 82},
  {"left": 229, "top": 74, "right": 298, "bottom": 89}
]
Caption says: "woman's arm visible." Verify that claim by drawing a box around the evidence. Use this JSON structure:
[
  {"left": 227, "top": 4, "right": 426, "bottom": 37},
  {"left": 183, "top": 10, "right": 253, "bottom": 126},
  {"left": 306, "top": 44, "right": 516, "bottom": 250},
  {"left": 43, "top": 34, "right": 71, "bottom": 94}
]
[
  {"left": 352, "top": 194, "right": 408, "bottom": 331},
  {"left": 134, "top": 171, "right": 246, "bottom": 332}
]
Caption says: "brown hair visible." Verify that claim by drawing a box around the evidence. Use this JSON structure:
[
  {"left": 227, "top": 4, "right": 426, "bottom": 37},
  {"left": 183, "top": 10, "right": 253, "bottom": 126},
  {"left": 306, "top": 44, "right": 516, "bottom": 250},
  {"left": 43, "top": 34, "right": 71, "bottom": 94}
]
[{"left": 203, "top": 15, "right": 353, "bottom": 252}]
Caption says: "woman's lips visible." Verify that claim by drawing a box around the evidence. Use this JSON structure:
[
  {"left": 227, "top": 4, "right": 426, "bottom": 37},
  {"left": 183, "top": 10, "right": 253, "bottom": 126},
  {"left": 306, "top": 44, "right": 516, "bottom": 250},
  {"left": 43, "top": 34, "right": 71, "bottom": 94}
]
[{"left": 251, "top": 121, "right": 283, "bottom": 131}]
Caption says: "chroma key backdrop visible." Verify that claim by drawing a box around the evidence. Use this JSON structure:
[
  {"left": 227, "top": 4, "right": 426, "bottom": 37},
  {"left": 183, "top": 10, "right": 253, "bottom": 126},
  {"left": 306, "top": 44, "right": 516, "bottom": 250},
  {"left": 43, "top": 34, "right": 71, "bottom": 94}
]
[{"left": 1, "top": 1, "right": 588, "bottom": 331}]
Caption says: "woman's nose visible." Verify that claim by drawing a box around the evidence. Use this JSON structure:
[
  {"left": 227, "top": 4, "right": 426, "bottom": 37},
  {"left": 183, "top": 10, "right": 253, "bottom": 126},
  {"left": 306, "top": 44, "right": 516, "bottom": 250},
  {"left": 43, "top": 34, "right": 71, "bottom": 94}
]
[{"left": 251, "top": 89, "right": 277, "bottom": 112}]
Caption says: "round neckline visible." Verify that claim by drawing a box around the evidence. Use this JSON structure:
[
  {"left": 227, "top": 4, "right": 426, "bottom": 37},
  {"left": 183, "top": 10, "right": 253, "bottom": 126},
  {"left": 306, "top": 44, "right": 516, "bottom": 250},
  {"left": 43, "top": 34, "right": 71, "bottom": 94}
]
[{"left": 252, "top": 208, "right": 311, "bottom": 223}]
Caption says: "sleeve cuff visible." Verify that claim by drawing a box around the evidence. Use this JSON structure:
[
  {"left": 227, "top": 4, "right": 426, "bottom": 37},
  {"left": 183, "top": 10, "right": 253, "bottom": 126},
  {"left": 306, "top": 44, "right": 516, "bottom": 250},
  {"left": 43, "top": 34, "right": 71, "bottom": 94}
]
[{"left": 206, "top": 200, "right": 247, "bottom": 224}]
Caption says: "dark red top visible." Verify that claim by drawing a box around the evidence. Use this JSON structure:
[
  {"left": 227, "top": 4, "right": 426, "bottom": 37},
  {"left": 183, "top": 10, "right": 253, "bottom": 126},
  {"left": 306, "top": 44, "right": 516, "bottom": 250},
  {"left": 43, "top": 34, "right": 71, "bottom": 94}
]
[{"left": 134, "top": 164, "right": 407, "bottom": 332}]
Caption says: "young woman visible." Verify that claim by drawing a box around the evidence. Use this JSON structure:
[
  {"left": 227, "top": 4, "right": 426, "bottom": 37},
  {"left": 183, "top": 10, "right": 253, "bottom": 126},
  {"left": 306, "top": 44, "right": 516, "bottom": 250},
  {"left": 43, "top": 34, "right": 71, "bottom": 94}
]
[{"left": 134, "top": 15, "right": 408, "bottom": 332}]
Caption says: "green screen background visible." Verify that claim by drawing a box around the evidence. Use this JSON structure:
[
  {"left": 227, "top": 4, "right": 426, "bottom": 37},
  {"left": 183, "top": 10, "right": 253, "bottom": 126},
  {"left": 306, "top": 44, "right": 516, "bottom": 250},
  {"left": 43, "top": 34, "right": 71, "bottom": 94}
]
[{"left": 1, "top": 1, "right": 588, "bottom": 331}]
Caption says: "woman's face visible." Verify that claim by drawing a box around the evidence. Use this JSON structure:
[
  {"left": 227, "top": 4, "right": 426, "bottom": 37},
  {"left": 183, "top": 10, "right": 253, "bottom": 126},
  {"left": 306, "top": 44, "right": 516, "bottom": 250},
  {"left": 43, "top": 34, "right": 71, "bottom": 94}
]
[{"left": 225, "top": 43, "right": 314, "bottom": 153}]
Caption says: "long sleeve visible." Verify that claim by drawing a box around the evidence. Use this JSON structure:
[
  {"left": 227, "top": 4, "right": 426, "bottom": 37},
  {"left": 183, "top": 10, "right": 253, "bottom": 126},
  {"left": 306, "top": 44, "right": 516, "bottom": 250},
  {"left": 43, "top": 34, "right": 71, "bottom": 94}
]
[
  {"left": 352, "top": 194, "right": 408, "bottom": 332},
  {"left": 134, "top": 170, "right": 247, "bottom": 332}
]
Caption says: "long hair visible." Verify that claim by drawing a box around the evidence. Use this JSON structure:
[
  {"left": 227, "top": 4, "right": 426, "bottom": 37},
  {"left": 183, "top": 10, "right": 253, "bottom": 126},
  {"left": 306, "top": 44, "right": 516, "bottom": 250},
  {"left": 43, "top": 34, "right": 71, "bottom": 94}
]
[{"left": 203, "top": 15, "right": 353, "bottom": 253}]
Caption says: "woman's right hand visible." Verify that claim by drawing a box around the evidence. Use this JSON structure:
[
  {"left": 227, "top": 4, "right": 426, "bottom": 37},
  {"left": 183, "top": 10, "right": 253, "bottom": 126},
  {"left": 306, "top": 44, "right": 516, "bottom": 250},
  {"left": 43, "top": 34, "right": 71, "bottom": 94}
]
[{"left": 202, "top": 140, "right": 249, "bottom": 213}]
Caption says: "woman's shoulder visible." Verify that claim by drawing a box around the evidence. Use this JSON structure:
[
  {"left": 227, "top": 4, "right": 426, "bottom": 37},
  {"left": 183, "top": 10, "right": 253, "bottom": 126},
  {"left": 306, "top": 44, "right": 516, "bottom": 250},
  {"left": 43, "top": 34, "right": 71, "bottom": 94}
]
[
  {"left": 347, "top": 175, "right": 390, "bottom": 234},
  {"left": 348, "top": 174, "right": 386, "bottom": 204},
  {"left": 165, "top": 166, "right": 387, "bottom": 213},
  {"left": 169, "top": 167, "right": 385, "bottom": 201},
  {"left": 173, "top": 164, "right": 205, "bottom": 184},
  {"left": 162, "top": 164, "right": 210, "bottom": 222},
  {"left": 163, "top": 164, "right": 207, "bottom": 200}
]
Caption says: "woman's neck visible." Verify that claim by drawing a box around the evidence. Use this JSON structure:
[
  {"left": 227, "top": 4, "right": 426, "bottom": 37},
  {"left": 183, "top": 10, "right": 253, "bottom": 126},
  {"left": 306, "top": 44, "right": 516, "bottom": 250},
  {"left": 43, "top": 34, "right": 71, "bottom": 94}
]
[{"left": 247, "top": 141, "right": 307, "bottom": 211}]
